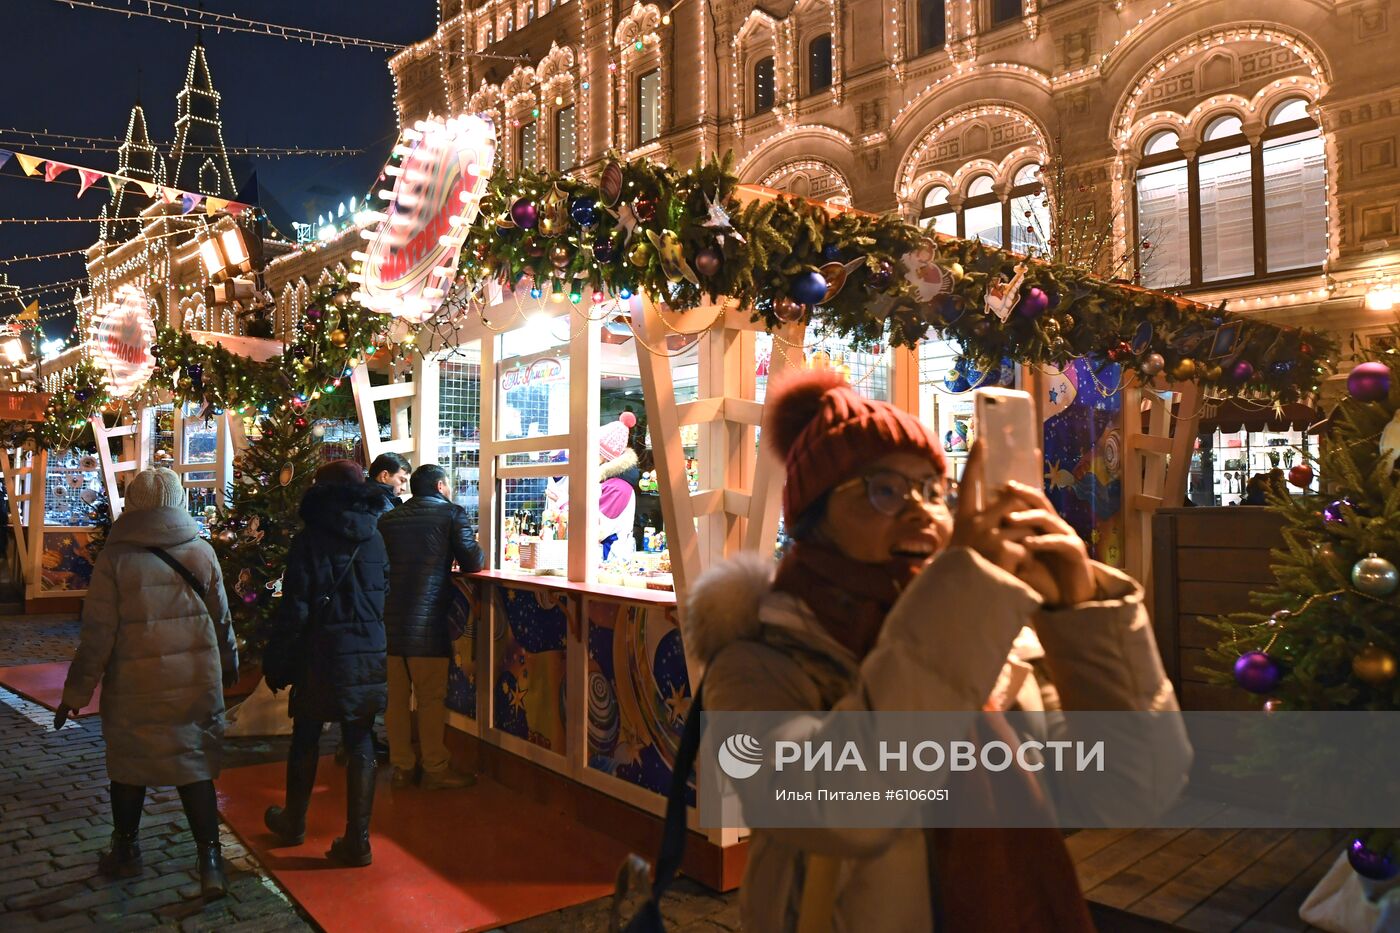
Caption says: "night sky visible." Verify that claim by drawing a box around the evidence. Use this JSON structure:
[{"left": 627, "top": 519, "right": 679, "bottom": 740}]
[{"left": 2, "top": 0, "right": 439, "bottom": 344}]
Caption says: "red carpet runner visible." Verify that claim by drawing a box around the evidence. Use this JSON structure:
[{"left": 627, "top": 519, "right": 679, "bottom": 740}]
[
  {"left": 216, "top": 757, "right": 633, "bottom": 932},
  {"left": 0, "top": 661, "right": 99, "bottom": 716}
]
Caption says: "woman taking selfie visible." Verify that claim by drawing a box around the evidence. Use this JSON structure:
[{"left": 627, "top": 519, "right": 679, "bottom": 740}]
[{"left": 685, "top": 370, "right": 1190, "bottom": 932}]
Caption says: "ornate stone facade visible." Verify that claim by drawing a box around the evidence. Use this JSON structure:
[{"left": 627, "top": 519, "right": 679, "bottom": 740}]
[{"left": 392, "top": 0, "right": 1400, "bottom": 348}]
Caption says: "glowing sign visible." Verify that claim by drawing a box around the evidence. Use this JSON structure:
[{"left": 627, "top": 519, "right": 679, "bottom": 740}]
[
  {"left": 90, "top": 285, "right": 156, "bottom": 397},
  {"left": 353, "top": 114, "right": 496, "bottom": 324},
  {"left": 500, "top": 358, "right": 566, "bottom": 392}
]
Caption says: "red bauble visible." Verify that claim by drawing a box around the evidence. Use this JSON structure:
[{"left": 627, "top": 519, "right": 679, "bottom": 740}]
[
  {"left": 633, "top": 196, "right": 657, "bottom": 223},
  {"left": 693, "top": 247, "right": 722, "bottom": 277},
  {"left": 1106, "top": 341, "right": 1133, "bottom": 362},
  {"left": 773, "top": 297, "right": 806, "bottom": 323},
  {"left": 1288, "top": 464, "right": 1314, "bottom": 488}
]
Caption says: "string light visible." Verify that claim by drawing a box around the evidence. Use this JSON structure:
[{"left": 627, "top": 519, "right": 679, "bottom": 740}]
[{"left": 0, "top": 128, "right": 366, "bottom": 158}]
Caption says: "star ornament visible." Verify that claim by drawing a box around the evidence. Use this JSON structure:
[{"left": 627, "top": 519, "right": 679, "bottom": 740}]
[
  {"left": 508, "top": 683, "right": 528, "bottom": 713},
  {"left": 663, "top": 684, "right": 691, "bottom": 726},
  {"left": 702, "top": 192, "right": 744, "bottom": 245}
]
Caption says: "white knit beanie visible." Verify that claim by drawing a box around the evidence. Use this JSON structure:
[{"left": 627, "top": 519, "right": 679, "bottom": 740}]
[{"left": 125, "top": 467, "right": 185, "bottom": 511}]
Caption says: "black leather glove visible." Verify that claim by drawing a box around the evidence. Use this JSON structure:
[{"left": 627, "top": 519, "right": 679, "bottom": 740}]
[
  {"left": 222, "top": 667, "right": 240, "bottom": 691},
  {"left": 53, "top": 705, "right": 74, "bottom": 730}
]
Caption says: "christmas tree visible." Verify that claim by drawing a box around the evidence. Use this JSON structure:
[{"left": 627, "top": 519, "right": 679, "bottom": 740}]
[
  {"left": 1209, "top": 346, "right": 1400, "bottom": 886},
  {"left": 152, "top": 274, "right": 385, "bottom": 661}
]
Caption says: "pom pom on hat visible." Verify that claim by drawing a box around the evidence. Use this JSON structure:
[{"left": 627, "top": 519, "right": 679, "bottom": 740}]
[
  {"left": 764, "top": 369, "right": 847, "bottom": 460},
  {"left": 618, "top": 410, "right": 637, "bottom": 429}
]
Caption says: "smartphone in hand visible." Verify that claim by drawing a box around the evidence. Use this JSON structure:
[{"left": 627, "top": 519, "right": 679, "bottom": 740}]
[{"left": 973, "top": 388, "right": 1041, "bottom": 508}]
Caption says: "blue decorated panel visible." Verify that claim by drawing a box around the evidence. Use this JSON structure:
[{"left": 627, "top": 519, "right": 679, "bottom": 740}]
[
  {"left": 491, "top": 584, "right": 571, "bottom": 754},
  {"left": 445, "top": 577, "right": 481, "bottom": 720},
  {"left": 1041, "top": 357, "right": 1125, "bottom": 567},
  {"left": 586, "top": 598, "right": 695, "bottom": 805}
]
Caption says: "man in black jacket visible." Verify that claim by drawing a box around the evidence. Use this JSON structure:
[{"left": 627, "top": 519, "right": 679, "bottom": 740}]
[
  {"left": 367, "top": 452, "right": 411, "bottom": 511},
  {"left": 377, "top": 464, "right": 484, "bottom": 789}
]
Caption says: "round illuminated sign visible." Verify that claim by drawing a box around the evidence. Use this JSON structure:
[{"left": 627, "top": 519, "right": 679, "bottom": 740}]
[
  {"left": 357, "top": 114, "right": 496, "bottom": 324},
  {"left": 90, "top": 285, "right": 156, "bottom": 397}
]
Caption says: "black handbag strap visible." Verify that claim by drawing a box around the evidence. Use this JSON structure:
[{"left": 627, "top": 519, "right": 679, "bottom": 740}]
[
  {"left": 312, "top": 545, "right": 362, "bottom": 622},
  {"left": 650, "top": 683, "right": 704, "bottom": 902},
  {"left": 147, "top": 545, "right": 207, "bottom": 599}
]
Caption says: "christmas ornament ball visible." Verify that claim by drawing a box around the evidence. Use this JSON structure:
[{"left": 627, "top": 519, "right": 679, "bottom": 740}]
[
  {"left": 333, "top": 292, "right": 350, "bottom": 307},
  {"left": 1353, "top": 644, "right": 1398, "bottom": 685},
  {"left": 242, "top": 591, "right": 259, "bottom": 605},
  {"left": 510, "top": 198, "right": 539, "bottom": 229},
  {"left": 821, "top": 244, "right": 842, "bottom": 262},
  {"left": 790, "top": 270, "right": 830, "bottom": 306},
  {"left": 549, "top": 244, "right": 572, "bottom": 268},
  {"left": 311, "top": 424, "right": 327, "bottom": 439},
  {"left": 626, "top": 240, "right": 652, "bottom": 268},
  {"left": 1346, "top": 361, "right": 1391, "bottom": 402},
  {"left": 868, "top": 259, "right": 894, "bottom": 290},
  {"left": 1324, "top": 498, "right": 1354, "bottom": 525},
  {"left": 773, "top": 297, "right": 806, "bottom": 323},
  {"left": 217, "top": 530, "right": 237, "bottom": 544},
  {"left": 1204, "top": 364, "right": 1224, "bottom": 381},
  {"left": 633, "top": 196, "right": 657, "bottom": 223},
  {"left": 1348, "top": 837, "right": 1400, "bottom": 882},
  {"left": 1233, "top": 650, "right": 1283, "bottom": 694},
  {"left": 693, "top": 247, "right": 722, "bottom": 277},
  {"left": 1351, "top": 554, "right": 1398, "bottom": 596},
  {"left": 1288, "top": 463, "right": 1314, "bottom": 488},
  {"left": 1017, "top": 287, "right": 1050, "bottom": 318},
  {"left": 593, "top": 234, "right": 616, "bottom": 262},
  {"left": 1169, "top": 359, "right": 1197, "bottom": 380},
  {"left": 328, "top": 328, "right": 348, "bottom": 348},
  {"left": 1231, "top": 360, "right": 1255, "bottom": 383},
  {"left": 1140, "top": 353, "right": 1166, "bottom": 377},
  {"left": 569, "top": 196, "right": 599, "bottom": 227}
]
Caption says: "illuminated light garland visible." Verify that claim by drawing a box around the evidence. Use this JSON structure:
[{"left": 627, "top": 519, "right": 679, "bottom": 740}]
[
  {"left": 732, "top": 124, "right": 855, "bottom": 177},
  {"left": 1022, "top": 0, "right": 1038, "bottom": 40},
  {"left": 757, "top": 159, "right": 854, "bottom": 207},
  {"left": 0, "top": 247, "right": 96, "bottom": 265},
  {"left": 896, "top": 103, "right": 1049, "bottom": 200},
  {"left": 730, "top": 8, "right": 782, "bottom": 140},
  {"left": 614, "top": 2, "right": 663, "bottom": 156},
  {"left": 697, "top": 0, "right": 708, "bottom": 155},
  {"left": 887, "top": 62, "right": 1052, "bottom": 133},
  {"left": 0, "top": 128, "right": 365, "bottom": 158}
]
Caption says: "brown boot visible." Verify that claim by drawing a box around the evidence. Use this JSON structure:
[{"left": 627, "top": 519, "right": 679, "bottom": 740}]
[{"left": 420, "top": 768, "right": 476, "bottom": 790}]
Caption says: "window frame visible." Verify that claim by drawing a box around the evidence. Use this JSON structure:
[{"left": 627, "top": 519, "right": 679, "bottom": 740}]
[
  {"left": 916, "top": 0, "right": 948, "bottom": 55},
  {"left": 807, "top": 33, "right": 834, "bottom": 95},
  {"left": 988, "top": 0, "right": 1022, "bottom": 29},
  {"left": 1132, "top": 108, "right": 1326, "bottom": 291},
  {"left": 635, "top": 68, "right": 662, "bottom": 146},
  {"left": 554, "top": 104, "right": 577, "bottom": 172},
  {"left": 517, "top": 120, "right": 538, "bottom": 170},
  {"left": 752, "top": 55, "right": 777, "bottom": 114}
]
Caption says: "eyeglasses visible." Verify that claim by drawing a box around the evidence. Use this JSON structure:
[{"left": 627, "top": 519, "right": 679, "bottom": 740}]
[{"left": 834, "top": 470, "right": 945, "bottom": 517}]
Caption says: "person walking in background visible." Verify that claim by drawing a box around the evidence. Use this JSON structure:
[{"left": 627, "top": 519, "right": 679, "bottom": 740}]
[
  {"left": 377, "top": 464, "right": 484, "bottom": 790},
  {"left": 262, "top": 460, "right": 389, "bottom": 867},
  {"left": 368, "top": 452, "right": 411, "bottom": 511},
  {"left": 56, "top": 468, "right": 238, "bottom": 900}
]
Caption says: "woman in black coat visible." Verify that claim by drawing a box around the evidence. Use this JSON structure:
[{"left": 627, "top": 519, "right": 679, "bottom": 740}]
[{"left": 263, "top": 460, "right": 388, "bottom": 867}]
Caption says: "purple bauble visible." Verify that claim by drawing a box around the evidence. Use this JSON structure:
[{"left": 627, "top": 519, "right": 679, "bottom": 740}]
[
  {"left": 791, "top": 270, "right": 829, "bottom": 306},
  {"left": 510, "top": 198, "right": 539, "bottom": 229},
  {"left": 1348, "top": 838, "right": 1400, "bottom": 882},
  {"left": 1231, "top": 360, "right": 1255, "bottom": 383},
  {"left": 1018, "top": 287, "right": 1050, "bottom": 318},
  {"left": 868, "top": 259, "right": 894, "bottom": 290},
  {"left": 593, "top": 234, "right": 616, "bottom": 263},
  {"left": 693, "top": 247, "right": 722, "bottom": 277},
  {"left": 1347, "top": 361, "right": 1392, "bottom": 402},
  {"left": 1324, "top": 498, "right": 1354, "bottom": 525},
  {"left": 242, "top": 591, "right": 258, "bottom": 605},
  {"left": 1233, "top": 650, "right": 1282, "bottom": 694}
]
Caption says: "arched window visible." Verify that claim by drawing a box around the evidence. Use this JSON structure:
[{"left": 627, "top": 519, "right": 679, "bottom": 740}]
[
  {"left": 918, "top": 0, "right": 947, "bottom": 53},
  {"left": 753, "top": 56, "right": 776, "bottom": 112},
  {"left": 962, "top": 174, "right": 1002, "bottom": 246},
  {"left": 808, "top": 34, "right": 833, "bottom": 94},
  {"left": 1133, "top": 102, "right": 1325, "bottom": 288},
  {"left": 920, "top": 186, "right": 955, "bottom": 236}
]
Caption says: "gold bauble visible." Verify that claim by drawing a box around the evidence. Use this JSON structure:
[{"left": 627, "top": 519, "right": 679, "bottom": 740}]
[
  {"left": 627, "top": 240, "right": 652, "bottom": 268},
  {"left": 549, "top": 244, "right": 572, "bottom": 268},
  {"left": 329, "top": 328, "right": 348, "bottom": 348},
  {"left": 1353, "top": 644, "right": 1398, "bottom": 685},
  {"left": 1170, "top": 358, "right": 1197, "bottom": 381},
  {"left": 1204, "top": 364, "right": 1224, "bottom": 381},
  {"left": 332, "top": 292, "right": 350, "bottom": 307}
]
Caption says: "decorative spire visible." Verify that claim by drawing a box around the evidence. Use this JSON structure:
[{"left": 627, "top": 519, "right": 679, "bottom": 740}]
[
  {"left": 168, "top": 40, "right": 237, "bottom": 199},
  {"left": 104, "top": 100, "right": 163, "bottom": 242}
]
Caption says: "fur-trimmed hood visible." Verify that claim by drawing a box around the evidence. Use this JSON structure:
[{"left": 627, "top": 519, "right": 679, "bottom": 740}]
[
  {"left": 683, "top": 552, "right": 776, "bottom": 665},
  {"left": 600, "top": 447, "right": 638, "bottom": 481}
]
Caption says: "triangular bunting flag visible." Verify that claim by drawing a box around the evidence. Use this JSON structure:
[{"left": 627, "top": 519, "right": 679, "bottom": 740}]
[
  {"left": 137, "top": 180, "right": 157, "bottom": 198},
  {"left": 15, "top": 153, "right": 43, "bottom": 176},
  {"left": 107, "top": 175, "right": 124, "bottom": 197},
  {"left": 0, "top": 150, "right": 11, "bottom": 171},
  {"left": 226, "top": 201, "right": 247, "bottom": 217},
  {"left": 17, "top": 300, "right": 39, "bottom": 322},
  {"left": 76, "top": 169, "right": 103, "bottom": 198},
  {"left": 44, "top": 161, "right": 71, "bottom": 183},
  {"left": 205, "top": 196, "right": 229, "bottom": 215},
  {"left": 181, "top": 192, "right": 203, "bottom": 214},
  {"left": 159, "top": 186, "right": 180, "bottom": 203}
]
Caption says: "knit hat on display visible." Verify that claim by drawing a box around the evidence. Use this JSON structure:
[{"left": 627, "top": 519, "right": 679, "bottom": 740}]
[
  {"left": 766, "top": 369, "right": 944, "bottom": 520},
  {"left": 124, "top": 467, "right": 185, "bottom": 512},
  {"left": 599, "top": 411, "right": 637, "bottom": 462}
]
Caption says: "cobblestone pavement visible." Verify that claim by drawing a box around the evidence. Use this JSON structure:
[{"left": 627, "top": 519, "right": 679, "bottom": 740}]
[{"left": 0, "top": 615, "right": 737, "bottom": 932}]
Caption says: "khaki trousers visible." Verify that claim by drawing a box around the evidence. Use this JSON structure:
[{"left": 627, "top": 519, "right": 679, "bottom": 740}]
[{"left": 385, "top": 656, "right": 451, "bottom": 774}]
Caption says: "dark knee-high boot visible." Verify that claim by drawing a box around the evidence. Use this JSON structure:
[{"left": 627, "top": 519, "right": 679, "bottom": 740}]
[
  {"left": 99, "top": 783, "right": 145, "bottom": 878},
  {"left": 264, "top": 727, "right": 320, "bottom": 845},
  {"left": 178, "top": 780, "right": 227, "bottom": 899},
  {"left": 326, "top": 755, "right": 375, "bottom": 867}
]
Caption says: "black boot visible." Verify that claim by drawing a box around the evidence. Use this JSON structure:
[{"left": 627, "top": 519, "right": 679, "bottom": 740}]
[
  {"left": 178, "top": 781, "right": 227, "bottom": 900},
  {"left": 264, "top": 730, "right": 320, "bottom": 845},
  {"left": 99, "top": 783, "right": 145, "bottom": 878},
  {"left": 327, "top": 755, "right": 375, "bottom": 867}
]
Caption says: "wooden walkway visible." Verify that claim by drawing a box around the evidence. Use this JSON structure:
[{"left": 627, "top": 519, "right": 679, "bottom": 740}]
[{"left": 1070, "top": 824, "right": 1344, "bottom": 931}]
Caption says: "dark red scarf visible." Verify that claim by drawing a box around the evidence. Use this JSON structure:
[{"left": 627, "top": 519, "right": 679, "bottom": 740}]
[{"left": 771, "top": 540, "right": 1093, "bottom": 933}]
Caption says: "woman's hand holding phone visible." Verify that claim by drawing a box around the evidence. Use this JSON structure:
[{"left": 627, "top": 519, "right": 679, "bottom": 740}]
[{"left": 950, "top": 441, "right": 1096, "bottom": 608}]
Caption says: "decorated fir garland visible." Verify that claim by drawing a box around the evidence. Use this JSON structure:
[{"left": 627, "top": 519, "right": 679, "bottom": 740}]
[
  {"left": 445, "top": 152, "right": 1332, "bottom": 402},
  {"left": 0, "top": 360, "right": 109, "bottom": 451}
]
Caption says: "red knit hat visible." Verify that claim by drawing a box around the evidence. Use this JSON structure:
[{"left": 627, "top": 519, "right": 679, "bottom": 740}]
[{"left": 766, "top": 369, "right": 945, "bottom": 521}]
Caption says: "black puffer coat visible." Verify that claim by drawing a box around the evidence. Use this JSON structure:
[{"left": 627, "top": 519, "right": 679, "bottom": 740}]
[
  {"left": 270, "top": 482, "right": 389, "bottom": 723},
  {"left": 377, "top": 492, "right": 484, "bottom": 657}
]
